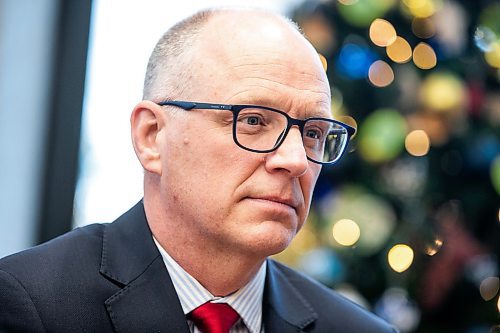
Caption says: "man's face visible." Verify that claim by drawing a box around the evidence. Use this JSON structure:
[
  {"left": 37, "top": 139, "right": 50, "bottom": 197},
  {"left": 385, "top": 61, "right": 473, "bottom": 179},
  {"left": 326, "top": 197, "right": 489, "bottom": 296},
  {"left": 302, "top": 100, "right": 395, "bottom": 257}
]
[{"left": 157, "top": 15, "right": 332, "bottom": 258}]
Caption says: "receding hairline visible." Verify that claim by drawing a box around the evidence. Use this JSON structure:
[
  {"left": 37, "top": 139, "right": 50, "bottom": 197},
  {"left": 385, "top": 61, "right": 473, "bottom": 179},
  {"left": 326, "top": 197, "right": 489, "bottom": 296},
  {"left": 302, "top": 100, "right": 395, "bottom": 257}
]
[
  {"left": 199, "top": 6, "right": 302, "bottom": 30},
  {"left": 142, "top": 7, "right": 304, "bottom": 101}
]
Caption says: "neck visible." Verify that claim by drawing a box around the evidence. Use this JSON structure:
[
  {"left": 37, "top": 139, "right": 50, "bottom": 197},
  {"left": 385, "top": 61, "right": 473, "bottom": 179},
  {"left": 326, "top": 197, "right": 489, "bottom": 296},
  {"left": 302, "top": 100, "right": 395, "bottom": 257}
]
[
  {"left": 144, "top": 196, "right": 265, "bottom": 296},
  {"left": 158, "top": 236, "right": 264, "bottom": 296}
]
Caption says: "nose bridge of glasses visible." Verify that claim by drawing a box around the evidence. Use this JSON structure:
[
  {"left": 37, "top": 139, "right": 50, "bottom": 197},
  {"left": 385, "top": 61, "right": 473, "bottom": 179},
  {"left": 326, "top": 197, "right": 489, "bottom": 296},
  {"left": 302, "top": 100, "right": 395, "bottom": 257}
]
[
  {"left": 277, "top": 124, "right": 307, "bottom": 155},
  {"left": 272, "top": 116, "right": 317, "bottom": 157},
  {"left": 281, "top": 116, "right": 304, "bottom": 139}
]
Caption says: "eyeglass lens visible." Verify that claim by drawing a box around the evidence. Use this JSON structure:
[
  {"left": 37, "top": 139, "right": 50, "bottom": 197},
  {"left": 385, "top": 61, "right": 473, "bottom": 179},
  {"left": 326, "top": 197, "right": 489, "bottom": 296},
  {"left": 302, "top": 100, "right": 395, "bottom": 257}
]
[{"left": 234, "top": 107, "right": 348, "bottom": 163}]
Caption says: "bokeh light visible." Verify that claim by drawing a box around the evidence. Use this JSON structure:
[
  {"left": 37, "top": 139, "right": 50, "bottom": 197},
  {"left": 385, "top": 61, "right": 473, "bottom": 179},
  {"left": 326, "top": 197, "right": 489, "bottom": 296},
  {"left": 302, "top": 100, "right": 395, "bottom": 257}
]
[
  {"left": 358, "top": 109, "right": 407, "bottom": 163},
  {"left": 321, "top": 186, "right": 396, "bottom": 256},
  {"left": 464, "top": 254, "right": 499, "bottom": 287},
  {"left": 379, "top": 157, "right": 428, "bottom": 198},
  {"left": 338, "top": 0, "right": 397, "bottom": 28},
  {"left": 368, "top": 60, "right": 394, "bottom": 87},
  {"left": 474, "top": 26, "right": 497, "bottom": 52},
  {"left": 332, "top": 219, "right": 361, "bottom": 246},
  {"left": 369, "top": 19, "right": 397, "bottom": 47},
  {"left": 297, "top": 248, "right": 345, "bottom": 285},
  {"left": 411, "top": 17, "right": 436, "bottom": 39},
  {"left": 424, "top": 238, "right": 443, "bottom": 256},
  {"left": 300, "top": 14, "right": 336, "bottom": 54},
  {"left": 405, "top": 129, "right": 430, "bottom": 156},
  {"left": 485, "top": 42, "right": 500, "bottom": 69},
  {"left": 272, "top": 217, "right": 318, "bottom": 266},
  {"left": 374, "top": 288, "right": 421, "bottom": 332},
  {"left": 403, "top": 0, "right": 439, "bottom": 18},
  {"left": 478, "top": 3, "right": 500, "bottom": 41},
  {"left": 386, "top": 36, "right": 412, "bottom": 63},
  {"left": 420, "top": 72, "right": 466, "bottom": 112},
  {"left": 388, "top": 244, "right": 414, "bottom": 273},
  {"left": 479, "top": 277, "right": 500, "bottom": 301},
  {"left": 407, "top": 113, "right": 451, "bottom": 146},
  {"left": 318, "top": 53, "right": 328, "bottom": 71},
  {"left": 478, "top": 14, "right": 499, "bottom": 68},
  {"left": 337, "top": 43, "right": 378, "bottom": 79},
  {"left": 338, "top": 0, "right": 359, "bottom": 5},
  {"left": 413, "top": 42, "right": 437, "bottom": 69},
  {"left": 432, "top": 1, "right": 467, "bottom": 57}
]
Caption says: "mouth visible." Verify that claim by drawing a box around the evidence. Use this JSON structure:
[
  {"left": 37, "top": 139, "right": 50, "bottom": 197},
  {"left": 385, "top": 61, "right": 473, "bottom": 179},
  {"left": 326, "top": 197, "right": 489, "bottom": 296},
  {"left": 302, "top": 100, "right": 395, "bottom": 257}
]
[{"left": 245, "top": 196, "right": 298, "bottom": 212}]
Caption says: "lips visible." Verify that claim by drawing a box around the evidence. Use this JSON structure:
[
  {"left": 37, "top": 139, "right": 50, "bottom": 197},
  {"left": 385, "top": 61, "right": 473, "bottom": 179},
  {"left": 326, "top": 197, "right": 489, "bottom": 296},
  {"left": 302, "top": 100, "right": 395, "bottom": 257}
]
[{"left": 245, "top": 195, "right": 299, "bottom": 211}]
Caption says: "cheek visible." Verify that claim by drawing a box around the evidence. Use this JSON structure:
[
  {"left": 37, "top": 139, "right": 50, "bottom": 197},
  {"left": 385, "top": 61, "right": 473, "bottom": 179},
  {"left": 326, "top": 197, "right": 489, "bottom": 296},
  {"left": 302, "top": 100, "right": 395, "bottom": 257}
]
[
  {"left": 302, "top": 166, "right": 321, "bottom": 200},
  {"left": 164, "top": 132, "right": 251, "bottom": 198}
]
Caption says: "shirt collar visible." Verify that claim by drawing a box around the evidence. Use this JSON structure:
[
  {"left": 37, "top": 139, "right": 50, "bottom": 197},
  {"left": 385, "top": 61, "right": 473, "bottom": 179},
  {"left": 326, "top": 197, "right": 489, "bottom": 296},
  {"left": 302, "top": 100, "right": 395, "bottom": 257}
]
[{"left": 153, "top": 237, "right": 266, "bottom": 333}]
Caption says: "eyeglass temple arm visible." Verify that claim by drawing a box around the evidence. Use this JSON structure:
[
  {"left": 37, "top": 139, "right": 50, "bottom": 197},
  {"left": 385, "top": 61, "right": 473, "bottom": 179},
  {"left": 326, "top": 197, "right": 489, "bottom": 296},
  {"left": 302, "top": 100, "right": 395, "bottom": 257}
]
[
  {"left": 158, "top": 101, "right": 232, "bottom": 111},
  {"left": 160, "top": 100, "right": 356, "bottom": 136},
  {"left": 330, "top": 126, "right": 356, "bottom": 137}
]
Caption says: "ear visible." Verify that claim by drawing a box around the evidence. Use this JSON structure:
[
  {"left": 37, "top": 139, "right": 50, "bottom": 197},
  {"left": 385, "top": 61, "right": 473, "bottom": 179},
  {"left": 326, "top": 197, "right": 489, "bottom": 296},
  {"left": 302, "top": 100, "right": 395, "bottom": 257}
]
[{"left": 130, "top": 100, "right": 165, "bottom": 175}]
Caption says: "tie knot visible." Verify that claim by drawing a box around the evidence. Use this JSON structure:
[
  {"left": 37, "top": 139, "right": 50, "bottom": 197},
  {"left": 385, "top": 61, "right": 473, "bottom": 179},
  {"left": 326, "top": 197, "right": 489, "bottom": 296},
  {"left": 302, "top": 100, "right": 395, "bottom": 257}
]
[{"left": 189, "top": 302, "right": 240, "bottom": 333}]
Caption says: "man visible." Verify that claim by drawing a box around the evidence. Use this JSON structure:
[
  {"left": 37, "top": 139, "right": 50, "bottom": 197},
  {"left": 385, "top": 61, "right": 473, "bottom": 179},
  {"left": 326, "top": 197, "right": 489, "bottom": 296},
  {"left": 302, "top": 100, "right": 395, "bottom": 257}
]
[{"left": 0, "top": 8, "right": 396, "bottom": 333}]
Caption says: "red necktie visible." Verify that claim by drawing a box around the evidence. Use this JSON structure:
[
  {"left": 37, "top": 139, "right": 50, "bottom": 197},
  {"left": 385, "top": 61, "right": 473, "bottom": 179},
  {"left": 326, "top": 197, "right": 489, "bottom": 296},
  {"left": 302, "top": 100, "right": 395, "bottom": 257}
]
[{"left": 189, "top": 302, "right": 240, "bottom": 333}]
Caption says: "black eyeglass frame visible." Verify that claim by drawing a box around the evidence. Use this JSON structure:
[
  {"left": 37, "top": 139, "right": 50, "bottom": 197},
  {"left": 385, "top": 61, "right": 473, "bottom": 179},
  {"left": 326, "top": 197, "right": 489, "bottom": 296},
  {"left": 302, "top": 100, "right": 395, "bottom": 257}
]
[{"left": 157, "top": 100, "right": 356, "bottom": 165}]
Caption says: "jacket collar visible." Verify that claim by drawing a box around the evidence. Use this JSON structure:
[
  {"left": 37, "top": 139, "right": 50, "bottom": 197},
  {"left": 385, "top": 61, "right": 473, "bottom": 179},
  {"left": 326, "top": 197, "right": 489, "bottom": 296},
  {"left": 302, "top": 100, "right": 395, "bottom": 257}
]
[
  {"left": 100, "top": 200, "right": 190, "bottom": 333},
  {"left": 99, "top": 200, "right": 318, "bottom": 332},
  {"left": 264, "top": 260, "right": 318, "bottom": 332}
]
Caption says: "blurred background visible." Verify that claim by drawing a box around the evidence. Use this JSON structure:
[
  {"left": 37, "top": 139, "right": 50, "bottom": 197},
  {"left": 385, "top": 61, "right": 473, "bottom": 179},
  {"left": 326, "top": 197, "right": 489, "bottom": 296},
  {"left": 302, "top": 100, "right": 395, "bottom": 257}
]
[{"left": 0, "top": 0, "right": 498, "bottom": 332}]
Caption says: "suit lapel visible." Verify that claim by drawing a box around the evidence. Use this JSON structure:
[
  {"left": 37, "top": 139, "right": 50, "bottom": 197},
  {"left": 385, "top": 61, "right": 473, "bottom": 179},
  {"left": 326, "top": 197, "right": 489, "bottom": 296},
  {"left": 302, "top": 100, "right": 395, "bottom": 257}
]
[
  {"left": 100, "top": 201, "right": 190, "bottom": 333},
  {"left": 98, "top": 202, "right": 319, "bottom": 332},
  {"left": 263, "top": 260, "right": 318, "bottom": 333}
]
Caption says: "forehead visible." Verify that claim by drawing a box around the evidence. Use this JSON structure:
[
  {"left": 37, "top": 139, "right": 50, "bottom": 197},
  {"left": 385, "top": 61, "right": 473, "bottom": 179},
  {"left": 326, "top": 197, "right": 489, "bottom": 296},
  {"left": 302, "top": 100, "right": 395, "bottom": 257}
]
[{"left": 187, "top": 12, "right": 332, "bottom": 119}]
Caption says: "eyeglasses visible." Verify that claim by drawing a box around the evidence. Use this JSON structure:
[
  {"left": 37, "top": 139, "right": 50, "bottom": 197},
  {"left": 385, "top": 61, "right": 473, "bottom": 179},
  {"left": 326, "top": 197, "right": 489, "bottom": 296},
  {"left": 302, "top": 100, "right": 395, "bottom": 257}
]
[{"left": 157, "top": 101, "right": 355, "bottom": 165}]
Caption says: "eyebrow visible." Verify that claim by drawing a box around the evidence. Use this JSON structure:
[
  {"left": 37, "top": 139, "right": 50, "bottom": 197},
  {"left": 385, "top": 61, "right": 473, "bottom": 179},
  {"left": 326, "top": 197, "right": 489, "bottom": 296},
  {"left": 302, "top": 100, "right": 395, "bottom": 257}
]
[
  {"left": 230, "top": 96, "right": 332, "bottom": 119},
  {"left": 304, "top": 106, "right": 332, "bottom": 119}
]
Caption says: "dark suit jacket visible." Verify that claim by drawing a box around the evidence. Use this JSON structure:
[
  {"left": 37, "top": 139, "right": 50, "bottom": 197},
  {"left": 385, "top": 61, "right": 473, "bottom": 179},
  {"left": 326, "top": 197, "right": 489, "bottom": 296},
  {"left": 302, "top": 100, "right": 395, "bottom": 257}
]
[{"left": 0, "top": 201, "right": 396, "bottom": 332}]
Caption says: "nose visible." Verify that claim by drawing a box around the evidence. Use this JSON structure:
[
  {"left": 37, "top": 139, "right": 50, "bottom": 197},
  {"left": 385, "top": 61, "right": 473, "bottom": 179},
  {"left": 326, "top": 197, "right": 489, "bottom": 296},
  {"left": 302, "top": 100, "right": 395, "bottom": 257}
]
[{"left": 264, "top": 127, "right": 309, "bottom": 177}]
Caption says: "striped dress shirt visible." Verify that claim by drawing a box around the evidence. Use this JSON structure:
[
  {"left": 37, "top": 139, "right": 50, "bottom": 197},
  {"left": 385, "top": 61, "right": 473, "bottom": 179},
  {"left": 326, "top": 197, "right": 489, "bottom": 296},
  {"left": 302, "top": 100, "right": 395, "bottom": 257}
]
[{"left": 153, "top": 237, "right": 266, "bottom": 333}]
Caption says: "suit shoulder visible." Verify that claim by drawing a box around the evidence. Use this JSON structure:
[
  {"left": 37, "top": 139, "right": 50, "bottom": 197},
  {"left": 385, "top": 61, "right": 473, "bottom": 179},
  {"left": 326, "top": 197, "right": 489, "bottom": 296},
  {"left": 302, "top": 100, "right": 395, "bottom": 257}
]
[
  {"left": 269, "top": 260, "right": 397, "bottom": 333},
  {"left": 0, "top": 223, "right": 106, "bottom": 274}
]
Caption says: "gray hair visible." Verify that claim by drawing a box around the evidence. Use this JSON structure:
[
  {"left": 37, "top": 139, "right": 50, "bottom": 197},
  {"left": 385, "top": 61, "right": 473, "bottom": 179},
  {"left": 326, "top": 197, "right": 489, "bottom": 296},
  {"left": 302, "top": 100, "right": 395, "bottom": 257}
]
[
  {"left": 143, "top": 9, "right": 214, "bottom": 101},
  {"left": 142, "top": 7, "right": 302, "bottom": 102}
]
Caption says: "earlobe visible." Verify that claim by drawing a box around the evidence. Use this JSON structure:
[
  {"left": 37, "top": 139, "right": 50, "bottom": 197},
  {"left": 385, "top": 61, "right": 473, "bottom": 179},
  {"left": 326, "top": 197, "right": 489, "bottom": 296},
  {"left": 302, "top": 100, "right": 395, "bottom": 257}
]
[{"left": 130, "top": 101, "right": 164, "bottom": 175}]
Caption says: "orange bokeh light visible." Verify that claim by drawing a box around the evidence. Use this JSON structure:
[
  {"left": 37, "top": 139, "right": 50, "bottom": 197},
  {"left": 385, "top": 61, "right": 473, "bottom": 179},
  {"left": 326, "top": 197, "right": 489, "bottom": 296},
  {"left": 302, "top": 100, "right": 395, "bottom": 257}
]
[
  {"left": 369, "top": 19, "right": 397, "bottom": 47},
  {"left": 413, "top": 42, "right": 437, "bottom": 69},
  {"left": 368, "top": 60, "right": 395, "bottom": 87},
  {"left": 386, "top": 36, "right": 412, "bottom": 63},
  {"left": 405, "top": 130, "right": 431, "bottom": 156}
]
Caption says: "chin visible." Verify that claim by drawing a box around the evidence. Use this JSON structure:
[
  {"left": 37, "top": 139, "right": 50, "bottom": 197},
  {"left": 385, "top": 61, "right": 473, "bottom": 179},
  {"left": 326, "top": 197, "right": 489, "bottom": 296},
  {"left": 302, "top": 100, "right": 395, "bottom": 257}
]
[
  {"left": 243, "top": 222, "right": 297, "bottom": 257},
  {"left": 264, "top": 240, "right": 293, "bottom": 257}
]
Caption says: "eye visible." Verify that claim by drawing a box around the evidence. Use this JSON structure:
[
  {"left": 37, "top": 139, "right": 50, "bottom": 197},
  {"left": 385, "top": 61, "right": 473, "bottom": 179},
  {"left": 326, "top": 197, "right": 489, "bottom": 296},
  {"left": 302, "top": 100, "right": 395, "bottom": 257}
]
[
  {"left": 305, "top": 128, "right": 322, "bottom": 140},
  {"left": 243, "top": 115, "right": 262, "bottom": 126},
  {"left": 238, "top": 113, "right": 268, "bottom": 127},
  {"left": 236, "top": 113, "right": 268, "bottom": 135}
]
